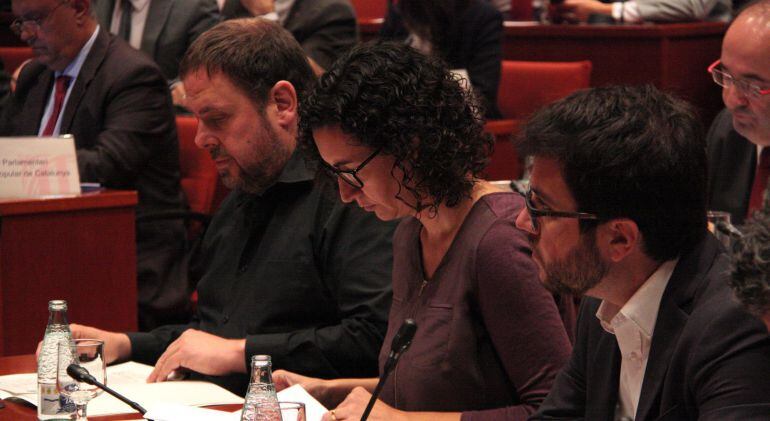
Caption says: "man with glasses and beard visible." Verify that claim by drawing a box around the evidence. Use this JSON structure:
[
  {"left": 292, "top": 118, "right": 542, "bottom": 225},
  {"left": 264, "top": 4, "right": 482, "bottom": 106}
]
[{"left": 516, "top": 85, "right": 770, "bottom": 420}]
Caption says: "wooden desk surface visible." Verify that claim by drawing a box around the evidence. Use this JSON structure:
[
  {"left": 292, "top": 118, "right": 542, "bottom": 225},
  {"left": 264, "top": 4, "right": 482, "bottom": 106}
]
[
  {"left": 0, "top": 190, "right": 138, "bottom": 215},
  {"left": 0, "top": 355, "right": 241, "bottom": 420}
]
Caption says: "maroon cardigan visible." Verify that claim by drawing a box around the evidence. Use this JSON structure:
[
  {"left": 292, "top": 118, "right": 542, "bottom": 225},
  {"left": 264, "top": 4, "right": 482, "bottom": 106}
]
[{"left": 379, "top": 192, "right": 571, "bottom": 420}]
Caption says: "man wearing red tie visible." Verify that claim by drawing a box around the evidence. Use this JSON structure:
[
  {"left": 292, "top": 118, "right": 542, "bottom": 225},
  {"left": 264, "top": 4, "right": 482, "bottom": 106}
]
[
  {"left": 706, "top": 0, "right": 770, "bottom": 225},
  {"left": 0, "top": 0, "right": 187, "bottom": 331}
]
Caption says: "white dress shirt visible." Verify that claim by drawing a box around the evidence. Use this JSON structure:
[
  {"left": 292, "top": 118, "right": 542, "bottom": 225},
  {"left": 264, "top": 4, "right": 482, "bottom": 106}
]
[
  {"left": 596, "top": 258, "right": 678, "bottom": 420},
  {"left": 109, "top": 0, "right": 151, "bottom": 50},
  {"left": 38, "top": 26, "right": 100, "bottom": 137}
]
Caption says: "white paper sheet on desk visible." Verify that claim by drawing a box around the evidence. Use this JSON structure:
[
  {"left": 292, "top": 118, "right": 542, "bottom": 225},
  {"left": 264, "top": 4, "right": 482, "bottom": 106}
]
[
  {"left": 144, "top": 385, "right": 328, "bottom": 421},
  {"left": 0, "top": 361, "right": 244, "bottom": 416}
]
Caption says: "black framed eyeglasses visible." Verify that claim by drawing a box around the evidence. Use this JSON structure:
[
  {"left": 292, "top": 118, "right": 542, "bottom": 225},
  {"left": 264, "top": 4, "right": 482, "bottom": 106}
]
[
  {"left": 323, "top": 146, "right": 383, "bottom": 189},
  {"left": 522, "top": 189, "right": 601, "bottom": 231},
  {"left": 10, "top": 0, "right": 68, "bottom": 37},
  {"left": 707, "top": 59, "right": 770, "bottom": 100}
]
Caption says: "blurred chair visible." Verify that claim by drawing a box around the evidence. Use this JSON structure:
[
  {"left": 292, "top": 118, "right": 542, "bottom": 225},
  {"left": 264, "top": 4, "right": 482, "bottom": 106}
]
[
  {"left": 484, "top": 60, "right": 592, "bottom": 180},
  {"left": 509, "top": 0, "right": 533, "bottom": 20},
  {"left": 176, "top": 115, "right": 219, "bottom": 223},
  {"left": 0, "top": 46, "right": 33, "bottom": 74},
  {"left": 137, "top": 116, "right": 223, "bottom": 237},
  {"left": 351, "top": 0, "right": 388, "bottom": 22}
]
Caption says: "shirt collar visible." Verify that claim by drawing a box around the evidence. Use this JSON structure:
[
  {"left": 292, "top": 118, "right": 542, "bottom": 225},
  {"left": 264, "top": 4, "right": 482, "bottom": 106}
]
[
  {"left": 596, "top": 258, "right": 678, "bottom": 337},
  {"left": 235, "top": 149, "right": 316, "bottom": 204},
  {"left": 59, "top": 25, "right": 100, "bottom": 79}
]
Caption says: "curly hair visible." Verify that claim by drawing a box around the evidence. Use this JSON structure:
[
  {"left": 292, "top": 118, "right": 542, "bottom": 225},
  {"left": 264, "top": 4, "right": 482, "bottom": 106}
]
[
  {"left": 298, "top": 41, "right": 493, "bottom": 213},
  {"left": 731, "top": 211, "right": 770, "bottom": 317}
]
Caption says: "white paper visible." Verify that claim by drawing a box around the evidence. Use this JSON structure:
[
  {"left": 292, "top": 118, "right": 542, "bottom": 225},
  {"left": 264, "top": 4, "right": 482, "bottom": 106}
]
[
  {"left": 0, "top": 361, "right": 244, "bottom": 417},
  {"left": 143, "top": 403, "right": 235, "bottom": 421},
  {"left": 277, "top": 385, "right": 328, "bottom": 421},
  {"left": 0, "top": 372, "right": 37, "bottom": 405}
]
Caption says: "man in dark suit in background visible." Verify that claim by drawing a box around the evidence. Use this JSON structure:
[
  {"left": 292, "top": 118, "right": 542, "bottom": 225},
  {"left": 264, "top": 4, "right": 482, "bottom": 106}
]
[
  {"left": 515, "top": 85, "right": 770, "bottom": 420},
  {"left": 220, "top": 0, "right": 357, "bottom": 72},
  {"left": 707, "top": 0, "right": 770, "bottom": 225},
  {"left": 2, "top": 0, "right": 187, "bottom": 330},
  {"left": 92, "top": 0, "right": 221, "bottom": 106}
]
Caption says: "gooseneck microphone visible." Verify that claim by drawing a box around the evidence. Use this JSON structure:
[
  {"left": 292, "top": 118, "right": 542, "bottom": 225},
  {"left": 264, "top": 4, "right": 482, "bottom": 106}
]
[
  {"left": 360, "top": 319, "right": 417, "bottom": 421},
  {"left": 66, "top": 364, "right": 148, "bottom": 415}
]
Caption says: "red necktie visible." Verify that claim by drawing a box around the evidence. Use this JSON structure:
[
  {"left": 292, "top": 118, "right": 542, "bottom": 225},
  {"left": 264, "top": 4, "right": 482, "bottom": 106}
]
[
  {"left": 41, "top": 75, "right": 72, "bottom": 137},
  {"left": 747, "top": 148, "right": 770, "bottom": 217}
]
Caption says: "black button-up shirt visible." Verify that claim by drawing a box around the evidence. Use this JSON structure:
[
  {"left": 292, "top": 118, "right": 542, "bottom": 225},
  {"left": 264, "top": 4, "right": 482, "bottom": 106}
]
[{"left": 127, "top": 152, "right": 396, "bottom": 394}]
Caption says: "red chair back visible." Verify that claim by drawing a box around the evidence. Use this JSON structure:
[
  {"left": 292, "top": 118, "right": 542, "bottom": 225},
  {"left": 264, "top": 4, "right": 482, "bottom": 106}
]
[
  {"left": 350, "top": 0, "right": 388, "bottom": 20},
  {"left": 498, "top": 60, "right": 592, "bottom": 119},
  {"left": 175, "top": 116, "right": 220, "bottom": 217},
  {"left": 0, "top": 47, "right": 33, "bottom": 74},
  {"left": 484, "top": 60, "right": 592, "bottom": 180},
  {"left": 509, "top": 0, "right": 533, "bottom": 20}
]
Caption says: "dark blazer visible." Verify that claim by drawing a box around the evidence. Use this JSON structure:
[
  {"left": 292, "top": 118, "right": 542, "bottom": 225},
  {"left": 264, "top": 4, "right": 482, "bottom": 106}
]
[
  {"left": 706, "top": 108, "right": 757, "bottom": 226},
  {"left": 220, "top": 0, "right": 357, "bottom": 70},
  {"left": 94, "top": 0, "right": 221, "bottom": 81},
  {"left": 380, "top": 0, "right": 503, "bottom": 119},
  {"left": 0, "top": 28, "right": 188, "bottom": 330},
  {"left": 531, "top": 234, "right": 770, "bottom": 420}
]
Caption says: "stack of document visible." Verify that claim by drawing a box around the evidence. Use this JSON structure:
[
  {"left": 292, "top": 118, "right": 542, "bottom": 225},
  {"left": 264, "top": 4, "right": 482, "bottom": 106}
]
[
  {"left": 0, "top": 361, "right": 243, "bottom": 416},
  {"left": 0, "top": 362, "right": 328, "bottom": 420}
]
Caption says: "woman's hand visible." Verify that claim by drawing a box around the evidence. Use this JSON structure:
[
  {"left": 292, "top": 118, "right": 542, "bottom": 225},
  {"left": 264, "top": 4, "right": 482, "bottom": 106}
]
[{"left": 322, "top": 387, "right": 407, "bottom": 421}]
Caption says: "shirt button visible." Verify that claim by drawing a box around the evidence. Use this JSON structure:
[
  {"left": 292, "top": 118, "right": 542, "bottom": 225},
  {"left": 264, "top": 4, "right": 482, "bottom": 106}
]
[
  {"left": 223, "top": 314, "right": 230, "bottom": 324},
  {"left": 238, "top": 265, "right": 248, "bottom": 274}
]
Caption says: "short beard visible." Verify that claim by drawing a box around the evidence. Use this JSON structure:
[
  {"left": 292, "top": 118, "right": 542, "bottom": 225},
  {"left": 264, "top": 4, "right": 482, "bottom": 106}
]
[
  {"left": 541, "top": 228, "right": 609, "bottom": 296},
  {"left": 217, "top": 115, "right": 292, "bottom": 194}
]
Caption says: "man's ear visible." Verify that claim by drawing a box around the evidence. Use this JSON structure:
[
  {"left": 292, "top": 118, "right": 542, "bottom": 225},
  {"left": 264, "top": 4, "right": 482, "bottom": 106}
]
[
  {"left": 598, "top": 219, "right": 641, "bottom": 263},
  {"left": 269, "top": 80, "right": 298, "bottom": 128},
  {"left": 71, "top": 0, "right": 90, "bottom": 22}
]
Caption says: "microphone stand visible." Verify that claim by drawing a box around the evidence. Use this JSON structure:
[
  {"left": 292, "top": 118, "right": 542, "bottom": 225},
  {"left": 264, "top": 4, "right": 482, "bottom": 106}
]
[
  {"left": 360, "top": 319, "right": 417, "bottom": 421},
  {"left": 67, "top": 364, "right": 149, "bottom": 417}
]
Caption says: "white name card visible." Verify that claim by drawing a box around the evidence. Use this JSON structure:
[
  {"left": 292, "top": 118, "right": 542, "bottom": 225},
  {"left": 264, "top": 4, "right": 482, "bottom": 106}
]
[{"left": 0, "top": 136, "right": 81, "bottom": 197}]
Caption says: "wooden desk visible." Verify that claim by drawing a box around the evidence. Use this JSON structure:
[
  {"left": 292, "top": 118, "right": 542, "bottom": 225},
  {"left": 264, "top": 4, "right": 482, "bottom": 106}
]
[
  {"left": 0, "top": 355, "right": 240, "bottom": 420},
  {"left": 0, "top": 191, "right": 138, "bottom": 356},
  {"left": 360, "top": 21, "right": 726, "bottom": 124}
]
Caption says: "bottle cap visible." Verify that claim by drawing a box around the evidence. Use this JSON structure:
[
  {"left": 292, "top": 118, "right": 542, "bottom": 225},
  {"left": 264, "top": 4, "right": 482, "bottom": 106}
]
[
  {"left": 48, "top": 300, "right": 67, "bottom": 311},
  {"left": 251, "top": 355, "right": 271, "bottom": 365}
]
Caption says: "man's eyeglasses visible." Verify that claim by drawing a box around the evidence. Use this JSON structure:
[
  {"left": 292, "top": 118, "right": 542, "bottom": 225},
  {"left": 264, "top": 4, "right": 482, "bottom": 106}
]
[
  {"left": 521, "top": 189, "right": 601, "bottom": 231},
  {"left": 323, "top": 146, "right": 383, "bottom": 189},
  {"left": 708, "top": 60, "right": 770, "bottom": 100},
  {"left": 10, "top": 0, "right": 69, "bottom": 37}
]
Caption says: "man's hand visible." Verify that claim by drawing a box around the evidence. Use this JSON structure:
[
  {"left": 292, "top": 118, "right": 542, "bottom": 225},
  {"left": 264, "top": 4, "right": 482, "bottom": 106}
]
[
  {"left": 555, "top": 0, "right": 614, "bottom": 22},
  {"left": 61, "top": 324, "right": 130, "bottom": 365},
  {"left": 240, "top": 0, "right": 275, "bottom": 16},
  {"left": 146, "top": 329, "right": 246, "bottom": 383}
]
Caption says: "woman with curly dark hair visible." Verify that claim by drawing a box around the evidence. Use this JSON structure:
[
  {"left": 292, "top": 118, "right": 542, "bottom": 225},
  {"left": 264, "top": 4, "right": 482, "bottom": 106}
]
[{"left": 273, "top": 42, "right": 571, "bottom": 421}]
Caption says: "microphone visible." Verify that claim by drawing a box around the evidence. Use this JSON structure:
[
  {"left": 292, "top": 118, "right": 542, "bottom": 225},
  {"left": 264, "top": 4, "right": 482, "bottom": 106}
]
[
  {"left": 360, "top": 319, "right": 417, "bottom": 421},
  {"left": 67, "top": 364, "right": 148, "bottom": 416}
]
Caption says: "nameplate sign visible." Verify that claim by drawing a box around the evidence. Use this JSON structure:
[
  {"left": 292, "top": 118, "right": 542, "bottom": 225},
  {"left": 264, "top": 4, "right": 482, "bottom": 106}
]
[{"left": 0, "top": 136, "right": 80, "bottom": 197}]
